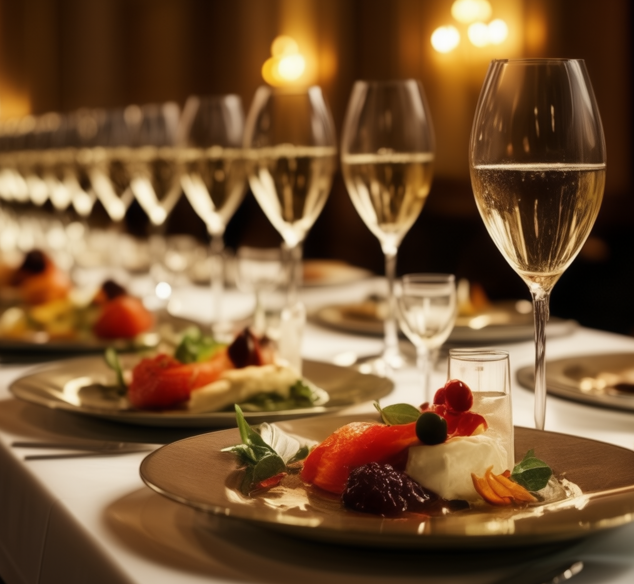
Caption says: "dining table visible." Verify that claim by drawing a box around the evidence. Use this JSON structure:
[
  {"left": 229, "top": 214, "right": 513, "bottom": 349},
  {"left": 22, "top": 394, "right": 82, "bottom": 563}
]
[{"left": 1, "top": 274, "right": 634, "bottom": 584}]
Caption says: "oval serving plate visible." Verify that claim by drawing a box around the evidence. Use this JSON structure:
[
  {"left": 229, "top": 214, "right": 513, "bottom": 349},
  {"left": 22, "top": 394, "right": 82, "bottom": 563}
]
[
  {"left": 140, "top": 414, "right": 634, "bottom": 549},
  {"left": 9, "top": 357, "right": 393, "bottom": 428}
]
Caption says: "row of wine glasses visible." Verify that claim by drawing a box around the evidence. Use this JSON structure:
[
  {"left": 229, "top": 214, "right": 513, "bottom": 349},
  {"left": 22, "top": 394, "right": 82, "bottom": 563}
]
[{"left": 0, "top": 59, "right": 606, "bottom": 434}]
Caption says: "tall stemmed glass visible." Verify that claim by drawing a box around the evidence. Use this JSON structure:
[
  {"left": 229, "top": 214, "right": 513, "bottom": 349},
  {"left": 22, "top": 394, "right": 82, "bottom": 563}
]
[
  {"left": 469, "top": 59, "right": 606, "bottom": 430},
  {"left": 178, "top": 94, "right": 247, "bottom": 335},
  {"left": 341, "top": 80, "right": 435, "bottom": 373},
  {"left": 244, "top": 86, "right": 337, "bottom": 371}
]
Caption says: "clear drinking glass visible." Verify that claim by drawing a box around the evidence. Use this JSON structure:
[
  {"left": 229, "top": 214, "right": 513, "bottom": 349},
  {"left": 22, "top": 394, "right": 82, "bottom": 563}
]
[
  {"left": 244, "top": 86, "right": 337, "bottom": 371},
  {"left": 235, "top": 246, "right": 286, "bottom": 337},
  {"left": 341, "top": 79, "right": 435, "bottom": 374},
  {"left": 178, "top": 94, "right": 247, "bottom": 335},
  {"left": 397, "top": 273, "right": 457, "bottom": 404},
  {"left": 448, "top": 348, "right": 514, "bottom": 469},
  {"left": 469, "top": 59, "right": 606, "bottom": 430}
]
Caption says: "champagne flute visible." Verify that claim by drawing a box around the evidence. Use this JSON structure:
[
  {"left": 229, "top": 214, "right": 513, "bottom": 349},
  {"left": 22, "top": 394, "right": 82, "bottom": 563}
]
[
  {"left": 178, "top": 94, "right": 247, "bottom": 334},
  {"left": 469, "top": 59, "right": 606, "bottom": 430},
  {"left": 341, "top": 79, "right": 435, "bottom": 374},
  {"left": 244, "top": 86, "right": 337, "bottom": 371},
  {"left": 396, "top": 273, "right": 457, "bottom": 404}
]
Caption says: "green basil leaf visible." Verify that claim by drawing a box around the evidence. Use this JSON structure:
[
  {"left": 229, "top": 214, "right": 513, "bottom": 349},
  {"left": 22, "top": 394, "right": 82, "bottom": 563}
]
[
  {"left": 374, "top": 401, "right": 420, "bottom": 425},
  {"left": 251, "top": 454, "right": 286, "bottom": 486},
  {"left": 511, "top": 449, "right": 553, "bottom": 491},
  {"left": 174, "top": 326, "right": 224, "bottom": 363}
]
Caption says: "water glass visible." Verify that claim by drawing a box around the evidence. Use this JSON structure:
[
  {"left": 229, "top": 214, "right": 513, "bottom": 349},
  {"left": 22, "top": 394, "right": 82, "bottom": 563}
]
[
  {"left": 396, "top": 273, "right": 456, "bottom": 404},
  {"left": 447, "top": 348, "right": 514, "bottom": 469}
]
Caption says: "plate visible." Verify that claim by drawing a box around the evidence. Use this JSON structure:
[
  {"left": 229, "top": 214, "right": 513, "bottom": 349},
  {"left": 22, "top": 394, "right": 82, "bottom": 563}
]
[
  {"left": 9, "top": 358, "right": 393, "bottom": 428},
  {"left": 516, "top": 352, "right": 634, "bottom": 412},
  {"left": 302, "top": 260, "right": 372, "bottom": 287},
  {"left": 0, "top": 309, "right": 190, "bottom": 354},
  {"left": 312, "top": 300, "right": 577, "bottom": 343},
  {"left": 140, "top": 414, "right": 634, "bottom": 549}
]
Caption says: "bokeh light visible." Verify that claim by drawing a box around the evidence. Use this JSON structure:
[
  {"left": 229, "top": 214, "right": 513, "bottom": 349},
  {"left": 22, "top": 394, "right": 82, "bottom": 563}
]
[
  {"left": 431, "top": 25, "right": 461, "bottom": 53},
  {"left": 451, "top": 0, "right": 492, "bottom": 24}
]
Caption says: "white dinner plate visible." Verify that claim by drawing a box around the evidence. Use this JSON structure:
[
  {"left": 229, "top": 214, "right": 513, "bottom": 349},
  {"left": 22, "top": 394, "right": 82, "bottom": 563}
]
[
  {"left": 9, "top": 357, "right": 393, "bottom": 428},
  {"left": 517, "top": 352, "right": 634, "bottom": 412},
  {"left": 140, "top": 413, "right": 634, "bottom": 549}
]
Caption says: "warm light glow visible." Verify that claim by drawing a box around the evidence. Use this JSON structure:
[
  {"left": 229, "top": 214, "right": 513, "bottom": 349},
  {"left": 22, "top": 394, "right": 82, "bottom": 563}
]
[
  {"left": 468, "top": 22, "right": 490, "bottom": 47},
  {"left": 277, "top": 54, "right": 306, "bottom": 80},
  {"left": 271, "top": 35, "right": 299, "bottom": 58},
  {"left": 451, "top": 0, "right": 492, "bottom": 24},
  {"left": 431, "top": 25, "right": 460, "bottom": 53},
  {"left": 488, "top": 19, "right": 508, "bottom": 44},
  {"left": 262, "top": 35, "right": 306, "bottom": 86}
]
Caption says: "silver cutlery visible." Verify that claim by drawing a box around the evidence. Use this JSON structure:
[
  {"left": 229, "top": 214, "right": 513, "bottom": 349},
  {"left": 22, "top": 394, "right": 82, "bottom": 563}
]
[{"left": 12, "top": 440, "right": 159, "bottom": 460}]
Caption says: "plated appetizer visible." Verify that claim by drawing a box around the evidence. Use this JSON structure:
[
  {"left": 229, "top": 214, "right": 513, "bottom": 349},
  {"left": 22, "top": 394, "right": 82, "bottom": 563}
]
[
  {"left": 0, "top": 250, "right": 154, "bottom": 342},
  {"left": 224, "top": 380, "right": 569, "bottom": 515},
  {"left": 107, "top": 327, "right": 327, "bottom": 414}
]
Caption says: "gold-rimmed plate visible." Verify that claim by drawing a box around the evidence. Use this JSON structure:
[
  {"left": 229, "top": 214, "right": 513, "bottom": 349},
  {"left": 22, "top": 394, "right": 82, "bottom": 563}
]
[
  {"left": 9, "top": 357, "right": 393, "bottom": 428},
  {"left": 517, "top": 352, "right": 634, "bottom": 412},
  {"left": 140, "top": 413, "right": 634, "bottom": 549}
]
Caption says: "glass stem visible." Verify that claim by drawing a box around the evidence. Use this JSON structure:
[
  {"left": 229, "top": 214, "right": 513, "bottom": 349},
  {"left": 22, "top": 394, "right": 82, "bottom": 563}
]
[
  {"left": 382, "top": 248, "right": 402, "bottom": 369},
  {"left": 283, "top": 241, "right": 303, "bottom": 307},
  {"left": 209, "top": 230, "right": 226, "bottom": 337},
  {"left": 416, "top": 346, "right": 432, "bottom": 406},
  {"left": 531, "top": 287, "right": 551, "bottom": 430}
]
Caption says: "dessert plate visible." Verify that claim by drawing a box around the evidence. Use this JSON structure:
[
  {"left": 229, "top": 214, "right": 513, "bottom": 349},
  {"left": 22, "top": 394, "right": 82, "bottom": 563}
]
[
  {"left": 312, "top": 300, "right": 577, "bottom": 343},
  {"left": 140, "top": 413, "right": 634, "bottom": 549},
  {"left": 517, "top": 352, "right": 634, "bottom": 412},
  {"left": 9, "top": 358, "right": 393, "bottom": 428}
]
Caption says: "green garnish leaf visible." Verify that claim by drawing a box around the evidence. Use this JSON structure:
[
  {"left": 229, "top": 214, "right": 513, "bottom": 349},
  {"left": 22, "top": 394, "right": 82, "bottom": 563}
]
[
  {"left": 104, "top": 348, "right": 126, "bottom": 392},
  {"left": 374, "top": 401, "right": 421, "bottom": 425},
  {"left": 222, "top": 404, "right": 314, "bottom": 494},
  {"left": 174, "top": 326, "right": 224, "bottom": 363},
  {"left": 511, "top": 449, "right": 553, "bottom": 491}
]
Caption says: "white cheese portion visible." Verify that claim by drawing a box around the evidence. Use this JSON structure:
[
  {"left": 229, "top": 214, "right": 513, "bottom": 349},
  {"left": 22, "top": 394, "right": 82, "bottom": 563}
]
[
  {"left": 405, "top": 434, "right": 508, "bottom": 502},
  {"left": 187, "top": 363, "right": 299, "bottom": 413}
]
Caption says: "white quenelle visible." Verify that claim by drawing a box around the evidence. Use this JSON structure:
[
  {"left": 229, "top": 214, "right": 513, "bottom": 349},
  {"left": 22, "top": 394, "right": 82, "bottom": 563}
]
[{"left": 406, "top": 434, "right": 508, "bottom": 502}]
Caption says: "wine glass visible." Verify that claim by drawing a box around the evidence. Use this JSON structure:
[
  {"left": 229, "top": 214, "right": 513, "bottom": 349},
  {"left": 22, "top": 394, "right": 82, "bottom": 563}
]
[
  {"left": 178, "top": 94, "right": 247, "bottom": 334},
  {"left": 469, "top": 59, "right": 606, "bottom": 430},
  {"left": 244, "top": 86, "right": 337, "bottom": 371},
  {"left": 341, "top": 79, "right": 435, "bottom": 374},
  {"left": 396, "top": 273, "right": 457, "bottom": 404}
]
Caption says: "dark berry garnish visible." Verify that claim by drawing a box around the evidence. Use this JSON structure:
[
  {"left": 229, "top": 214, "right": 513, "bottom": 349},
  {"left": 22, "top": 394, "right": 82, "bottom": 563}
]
[
  {"left": 227, "top": 328, "right": 264, "bottom": 368},
  {"left": 342, "top": 462, "right": 436, "bottom": 516},
  {"left": 415, "top": 411, "right": 448, "bottom": 445},
  {"left": 101, "top": 279, "right": 127, "bottom": 300}
]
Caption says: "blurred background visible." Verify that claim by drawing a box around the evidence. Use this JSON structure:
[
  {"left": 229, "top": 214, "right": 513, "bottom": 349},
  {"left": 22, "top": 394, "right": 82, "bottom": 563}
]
[{"left": 0, "top": 0, "right": 632, "bottom": 334}]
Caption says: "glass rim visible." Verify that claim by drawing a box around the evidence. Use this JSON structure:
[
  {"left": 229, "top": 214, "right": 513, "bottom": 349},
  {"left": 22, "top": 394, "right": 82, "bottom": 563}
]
[
  {"left": 400, "top": 273, "right": 455, "bottom": 283},
  {"left": 448, "top": 348, "right": 509, "bottom": 362},
  {"left": 489, "top": 58, "right": 585, "bottom": 65},
  {"left": 352, "top": 78, "right": 423, "bottom": 88}
]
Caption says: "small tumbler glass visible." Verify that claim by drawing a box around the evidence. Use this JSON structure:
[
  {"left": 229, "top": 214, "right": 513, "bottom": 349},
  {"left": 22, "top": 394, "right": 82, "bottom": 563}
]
[{"left": 448, "top": 348, "right": 514, "bottom": 469}]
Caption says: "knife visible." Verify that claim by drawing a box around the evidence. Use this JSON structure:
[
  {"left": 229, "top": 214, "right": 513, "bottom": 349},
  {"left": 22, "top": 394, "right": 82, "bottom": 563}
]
[{"left": 12, "top": 440, "right": 159, "bottom": 460}]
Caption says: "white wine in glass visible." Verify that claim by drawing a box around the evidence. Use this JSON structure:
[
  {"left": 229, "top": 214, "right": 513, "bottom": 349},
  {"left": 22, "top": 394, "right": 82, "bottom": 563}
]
[
  {"left": 469, "top": 59, "right": 606, "bottom": 430},
  {"left": 341, "top": 79, "right": 435, "bottom": 374},
  {"left": 178, "top": 94, "right": 247, "bottom": 335},
  {"left": 244, "top": 86, "right": 337, "bottom": 372}
]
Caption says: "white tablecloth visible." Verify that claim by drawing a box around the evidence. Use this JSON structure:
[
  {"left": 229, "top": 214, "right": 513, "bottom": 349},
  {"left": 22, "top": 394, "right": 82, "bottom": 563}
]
[{"left": 1, "top": 279, "right": 634, "bottom": 584}]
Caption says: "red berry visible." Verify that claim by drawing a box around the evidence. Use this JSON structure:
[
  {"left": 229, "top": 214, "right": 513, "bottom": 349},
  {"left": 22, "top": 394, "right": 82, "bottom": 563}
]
[
  {"left": 443, "top": 379, "right": 473, "bottom": 413},
  {"left": 433, "top": 387, "right": 446, "bottom": 404}
]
